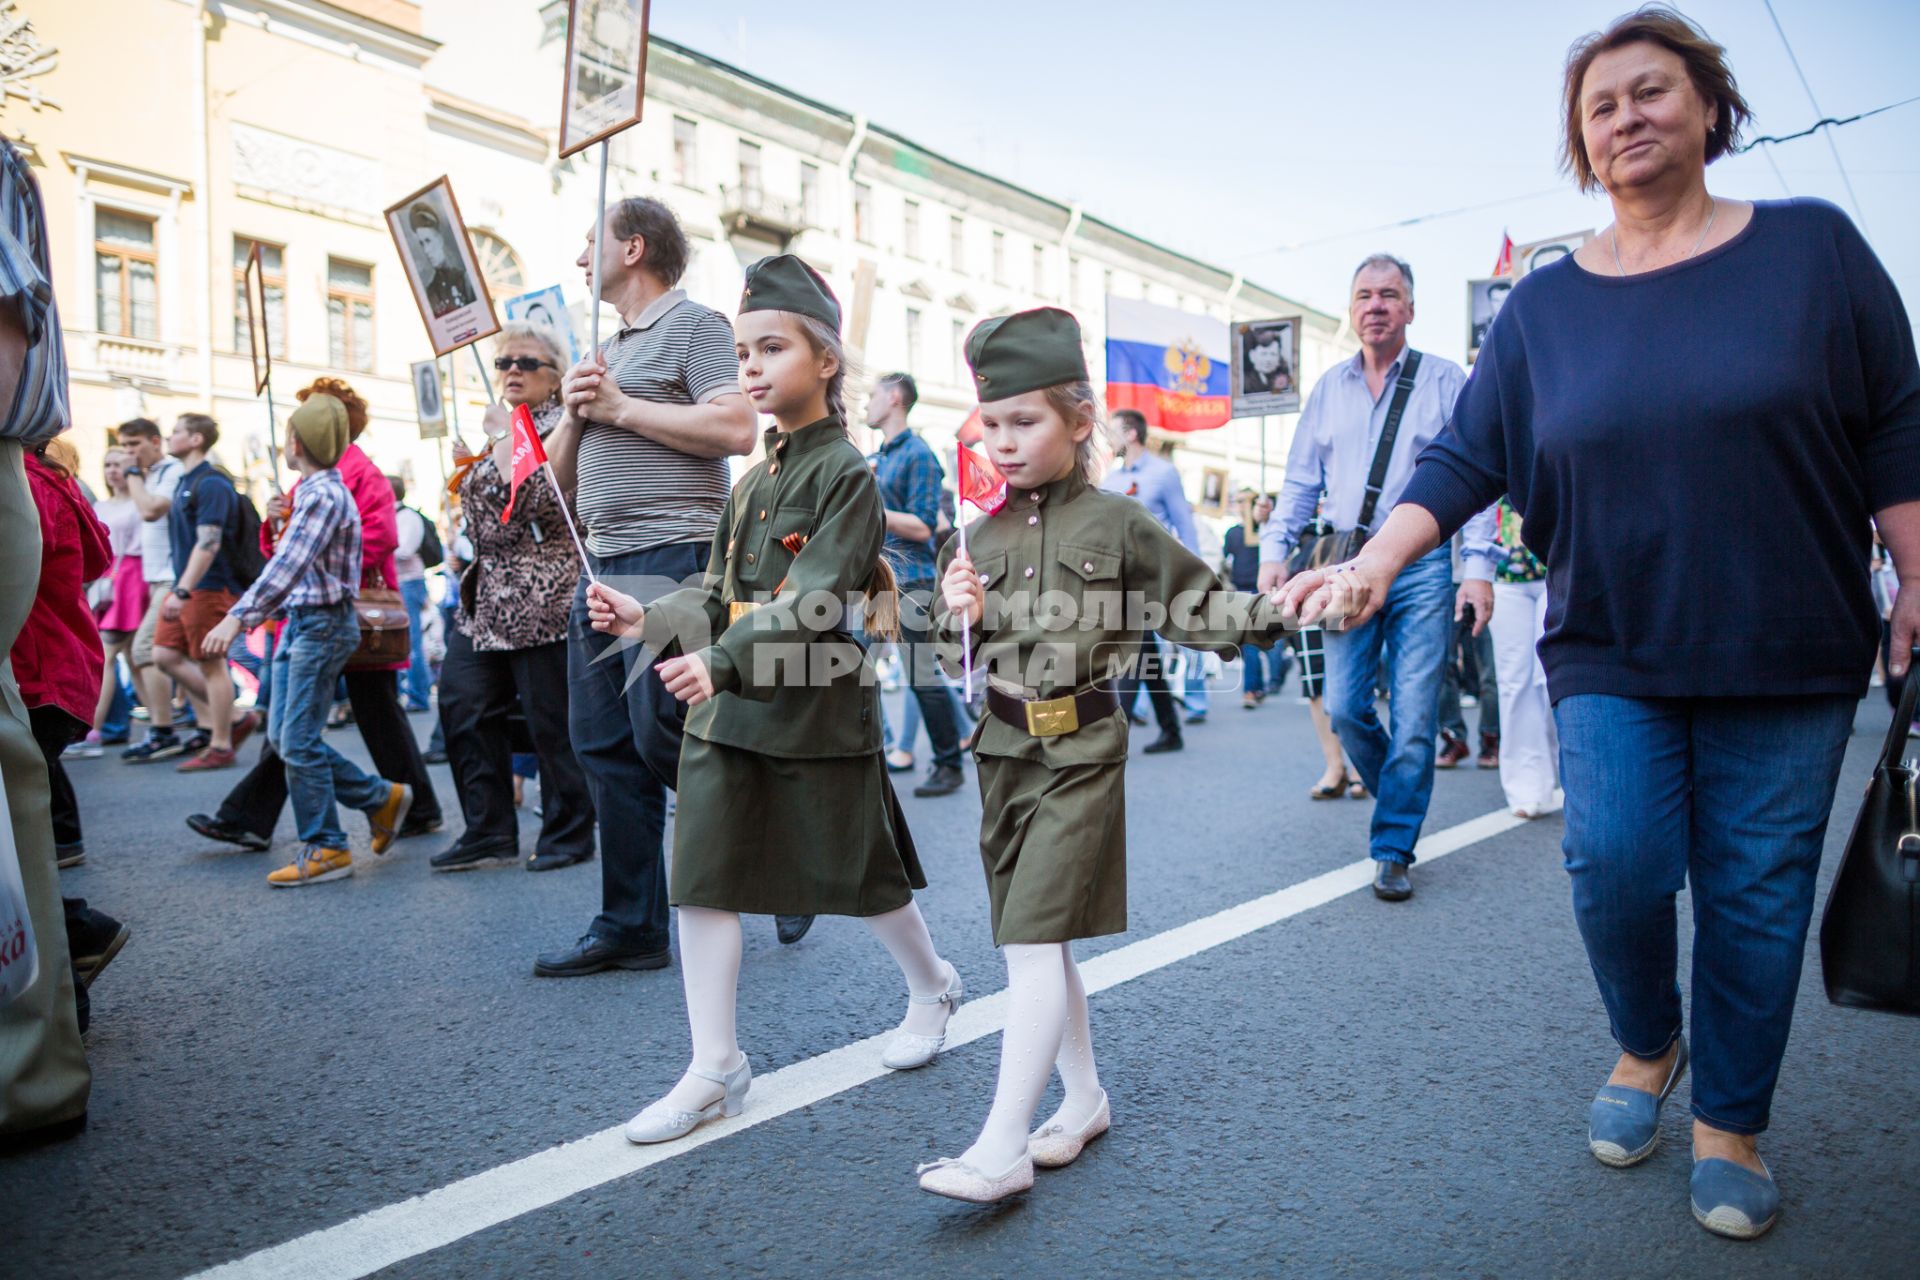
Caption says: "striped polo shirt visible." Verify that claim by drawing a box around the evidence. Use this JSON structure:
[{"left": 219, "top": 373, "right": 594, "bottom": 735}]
[
  {"left": 575, "top": 288, "right": 740, "bottom": 557},
  {"left": 0, "top": 137, "right": 69, "bottom": 444}
]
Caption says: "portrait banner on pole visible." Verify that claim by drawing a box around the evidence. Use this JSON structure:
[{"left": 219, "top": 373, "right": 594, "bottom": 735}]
[
  {"left": 559, "top": 0, "right": 651, "bottom": 159},
  {"left": 384, "top": 175, "right": 501, "bottom": 357},
  {"left": 411, "top": 360, "right": 448, "bottom": 440},
  {"left": 1229, "top": 316, "right": 1300, "bottom": 418}
]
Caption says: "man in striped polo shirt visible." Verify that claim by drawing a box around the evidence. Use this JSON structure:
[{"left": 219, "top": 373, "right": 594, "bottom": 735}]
[{"left": 536, "top": 197, "right": 757, "bottom": 977}]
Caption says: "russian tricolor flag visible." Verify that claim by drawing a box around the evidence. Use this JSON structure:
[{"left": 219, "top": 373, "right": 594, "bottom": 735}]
[{"left": 1103, "top": 295, "right": 1232, "bottom": 432}]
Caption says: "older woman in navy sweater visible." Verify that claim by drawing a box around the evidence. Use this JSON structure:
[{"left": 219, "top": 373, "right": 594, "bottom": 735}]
[{"left": 1282, "top": 9, "right": 1920, "bottom": 1241}]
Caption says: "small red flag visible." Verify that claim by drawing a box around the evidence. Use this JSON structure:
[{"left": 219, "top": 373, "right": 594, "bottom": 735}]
[
  {"left": 501, "top": 404, "right": 549, "bottom": 523},
  {"left": 956, "top": 407, "right": 984, "bottom": 447},
  {"left": 1492, "top": 231, "right": 1514, "bottom": 279},
  {"left": 956, "top": 443, "right": 1007, "bottom": 515}
]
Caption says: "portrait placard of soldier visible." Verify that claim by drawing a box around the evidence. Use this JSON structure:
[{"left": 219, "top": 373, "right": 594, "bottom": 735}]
[
  {"left": 504, "top": 284, "right": 582, "bottom": 364},
  {"left": 1229, "top": 317, "right": 1301, "bottom": 417},
  {"left": 411, "top": 359, "right": 447, "bottom": 440},
  {"left": 383, "top": 176, "right": 500, "bottom": 357},
  {"left": 559, "top": 0, "right": 651, "bottom": 159},
  {"left": 1467, "top": 276, "right": 1514, "bottom": 363}
]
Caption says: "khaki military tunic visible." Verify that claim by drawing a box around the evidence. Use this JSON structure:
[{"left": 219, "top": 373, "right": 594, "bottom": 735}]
[
  {"left": 643, "top": 415, "right": 924, "bottom": 916},
  {"left": 935, "top": 468, "right": 1288, "bottom": 943}
]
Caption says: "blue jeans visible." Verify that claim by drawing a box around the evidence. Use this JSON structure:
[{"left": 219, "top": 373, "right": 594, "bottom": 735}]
[
  {"left": 267, "top": 602, "right": 392, "bottom": 849},
  {"left": 568, "top": 541, "right": 705, "bottom": 954},
  {"left": 1555, "top": 693, "right": 1854, "bottom": 1134},
  {"left": 1182, "top": 647, "right": 1209, "bottom": 715},
  {"left": 400, "top": 577, "right": 432, "bottom": 710},
  {"left": 1323, "top": 545, "right": 1452, "bottom": 863},
  {"left": 100, "top": 660, "right": 133, "bottom": 739}
]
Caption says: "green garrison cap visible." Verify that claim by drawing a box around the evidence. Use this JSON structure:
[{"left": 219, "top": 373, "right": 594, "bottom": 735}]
[
  {"left": 964, "top": 307, "right": 1088, "bottom": 400},
  {"left": 739, "top": 254, "right": 841, "bottom": 331}
]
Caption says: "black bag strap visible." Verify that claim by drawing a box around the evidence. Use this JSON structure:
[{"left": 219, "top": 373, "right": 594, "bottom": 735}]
[
  {"left": 1877, "top": 648, "right": 1920, "bottom": 772},
  {"left": 1353, "top": 349, "right": 1422, "bottom": 537}
]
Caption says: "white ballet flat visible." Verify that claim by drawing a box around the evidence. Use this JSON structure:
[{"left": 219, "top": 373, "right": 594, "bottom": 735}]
[
  {"left": 623, "top": 1054, "right": 751, "bottom": 1145},
  {"left": 881, "top": 961, "right": 963, "bottom": 1070},
  {"left": 916, "top": 1151, "right": 1035, "bottom": 1203},
  {"left": 1028, "top": 1090, "right": 1111, "bottom": 1168}
]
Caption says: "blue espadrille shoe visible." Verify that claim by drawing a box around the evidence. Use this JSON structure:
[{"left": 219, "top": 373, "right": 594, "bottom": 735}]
[
  {"left": 1691, "top": 1156, "right": 1780, "bottom": 1239},
  {"left": 1587, "top": 1036, "right": 1688, "bottom": 1168}
]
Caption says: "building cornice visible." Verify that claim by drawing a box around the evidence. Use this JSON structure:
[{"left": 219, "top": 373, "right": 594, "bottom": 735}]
[
  {"left": 210, "top": 0, "right": 440, "bottom": 70},
  {"left": 425, "top": 87, "right": 549, "bottom": 163},
  {"left": 63, "top": 153, "right": 194, "bottom": 196}
]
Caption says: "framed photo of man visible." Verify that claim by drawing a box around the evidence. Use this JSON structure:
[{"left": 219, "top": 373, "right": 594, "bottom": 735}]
[
  {"left": 242, "top": 241, "right": 271, "bottom": 394},
  {"left": 559, "top": 0, "right": 651, "bottom": 159},
  {"left": 505, "top": 285, "right": 582, "bottom": 364},
  {"left": 1229, "top": 317, "right": 1300, "bottom": 417},
  {"left": 384, "top": 176, "right": 500, "bottom": 357},
  {"left": 1467, "top": 277, "right": 1515, "bottom": 363},
  {"left": 411, "top": 360, "right": 447, "bottom": 440}
]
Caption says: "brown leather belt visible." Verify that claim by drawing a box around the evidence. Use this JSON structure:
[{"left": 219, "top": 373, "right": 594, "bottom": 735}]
[{"left": 985, "top": 682, "right": 1120, "bottom": 738}]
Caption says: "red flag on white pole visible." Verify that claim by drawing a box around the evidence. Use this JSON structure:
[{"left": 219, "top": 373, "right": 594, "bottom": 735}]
[
  {"left": 502, "top": 403, "right": 595, "bottom": 583},
  {"left": 954, "top": 444, "right": 1008, "bottom": 691}
]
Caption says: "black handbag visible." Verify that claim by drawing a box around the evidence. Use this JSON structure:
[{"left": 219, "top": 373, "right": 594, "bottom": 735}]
[
  {"left": 1819, "top": 652, "right": 1920, "bottom": 1015},
  {"left": 1284, "top": 351, "right": 1423, "bottom": 579}
]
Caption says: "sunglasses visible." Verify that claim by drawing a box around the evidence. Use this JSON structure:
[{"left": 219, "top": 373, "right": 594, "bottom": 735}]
[{"left": 494, "top": 356, "right": 557, "bottom": 373}]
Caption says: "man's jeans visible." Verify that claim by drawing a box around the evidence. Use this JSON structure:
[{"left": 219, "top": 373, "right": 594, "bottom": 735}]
[
  {"left": 1555, "top": 693, "right": 1854, "bottom": 1133},
  {"left": 1438, "top": 618, "right": 1499, "bottom": 739},
  {"left": 1323, "top": 545, "right": 1452, "bottom": 864},
  {"left": 567, "top": 541, "right": 704, "bottom": 955},
  {"left": 399, "top": 576, "right": 432, "bottom": 710},
  {"left": 896, "top": 582, "right": 963, "bottom": 770},
  {"left": 267, "top": 602, "right": 390, "bottom": 850}
]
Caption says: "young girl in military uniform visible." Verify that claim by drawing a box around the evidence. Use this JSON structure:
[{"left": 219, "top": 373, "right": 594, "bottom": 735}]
[
  {"left": 586, "top": 255, "right": 963, "bottom": 1144},
  {"left": 920, "top": 307, "right": 1291, "bottom": 1202}
]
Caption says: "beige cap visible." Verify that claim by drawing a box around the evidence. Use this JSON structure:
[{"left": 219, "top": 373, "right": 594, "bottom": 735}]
[{"left": 288, "top": 393, "right": 349, "bottom": 467}]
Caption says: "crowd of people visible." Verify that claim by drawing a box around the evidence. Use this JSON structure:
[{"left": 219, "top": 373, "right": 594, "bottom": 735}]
[{"left": 4, "top": 4, "right": 1919, "bottom": 1251}]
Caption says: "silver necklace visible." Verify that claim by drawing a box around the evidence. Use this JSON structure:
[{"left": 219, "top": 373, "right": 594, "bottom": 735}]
[{"left": 1611, "top": 198, "right": 1718, "bottom": 276}]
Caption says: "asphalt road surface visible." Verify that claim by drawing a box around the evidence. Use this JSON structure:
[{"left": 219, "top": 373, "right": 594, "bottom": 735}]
[{"left": 6, "top": 679, "right": 1917, "bottom": 1279}]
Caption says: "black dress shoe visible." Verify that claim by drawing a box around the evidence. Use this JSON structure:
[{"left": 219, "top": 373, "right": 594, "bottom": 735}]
[
  {"left": 1372, "top": 859, "right": 1413, "bottom": 901},
  {"left": 397, "top": 815, "right": 445, "bottom": 839},
  {"left": 431, "top": 839, "right": 518, "bottom": 872},
  {"left": 1126, "top": 712, "right": 1149, "bottom": 727},
  {"left": 1141, "top": 732, "right": 1184, "bottom": 754},
  {"left": 913, "top": 764, "right": 965, "bottom": 797},
  {"left": 776, "top": 914, "right": 816, "bottom": 945},
  {"left": 422, "top": 748, "right": 449, "bottom": 764},
  {"left": 186, "top": 812, "right": 271, "bottom": 852},
  {"left": 533, "top": 933, "right": 671, "bottom": 977},
  {"left": 526, "top": 848, "right": 594, "bottom": 873},
  {"left": 55, "top": 843, "right": 86, "bottom": 869}
]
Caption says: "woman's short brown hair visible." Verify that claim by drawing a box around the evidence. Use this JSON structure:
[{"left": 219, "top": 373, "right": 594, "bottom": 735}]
[
  {"left": 1561, "top": 5, "right": 1752, "bottom": 193},
  {"left": 298, "top": 376, "right": 370, "bottom": 440}
]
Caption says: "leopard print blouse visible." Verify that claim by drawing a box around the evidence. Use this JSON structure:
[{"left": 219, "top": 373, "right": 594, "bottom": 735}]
[{"left": 456, "top": 399, "right": 582, "bottom": 651}]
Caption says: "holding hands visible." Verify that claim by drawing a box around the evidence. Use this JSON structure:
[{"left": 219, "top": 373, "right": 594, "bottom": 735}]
[
  {"left": 1271, "top": 554, "right": 1394, "bottom": 631},
  {"left": 941, "top": 551, "right": 984, "bottom": 630}
]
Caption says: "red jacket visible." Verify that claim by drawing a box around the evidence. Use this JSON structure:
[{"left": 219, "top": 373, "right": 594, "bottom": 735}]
[
  {"left": 17, "top": 451, "right": 111, "bottom": 723},
  {"left": 265, "top": 442, "right": 403, "bottom": 670}
]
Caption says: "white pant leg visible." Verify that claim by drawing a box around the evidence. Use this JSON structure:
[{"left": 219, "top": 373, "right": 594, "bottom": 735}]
[{"left": 1490, "top": 581, "right": 1559, "bottom": 814}]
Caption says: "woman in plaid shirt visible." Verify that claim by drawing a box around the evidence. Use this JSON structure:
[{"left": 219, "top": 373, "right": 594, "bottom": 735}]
[{"left": 202, "top": 393, "right": 412, "bottom": 886}]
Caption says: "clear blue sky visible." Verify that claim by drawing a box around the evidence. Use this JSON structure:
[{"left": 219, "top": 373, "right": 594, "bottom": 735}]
[{"left": 653, "top": 0, "right": 1920, "bottom": 365}]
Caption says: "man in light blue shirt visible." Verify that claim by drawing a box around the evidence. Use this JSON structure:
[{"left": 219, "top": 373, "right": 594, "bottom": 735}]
[
  {"left": 1102, "top": 409, "right": 1206, "bottom": 749},
  {"left": 1258, "top": 253, "right": 1494, "bottom": 901}
]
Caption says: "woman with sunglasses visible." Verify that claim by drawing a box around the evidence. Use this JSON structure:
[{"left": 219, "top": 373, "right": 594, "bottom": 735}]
[{"left": 431, "top": 322, "right": 596, "bottom": 873}]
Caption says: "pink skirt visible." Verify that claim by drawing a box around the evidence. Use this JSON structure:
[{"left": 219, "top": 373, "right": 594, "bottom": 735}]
[{"left": 99, "top": 555, "right": 149, "bottom": 633}]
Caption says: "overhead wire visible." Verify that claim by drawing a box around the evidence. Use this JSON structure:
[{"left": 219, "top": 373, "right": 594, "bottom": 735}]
[{"left": 1761, "top": 0, "right": 1867, "bottom": 233}]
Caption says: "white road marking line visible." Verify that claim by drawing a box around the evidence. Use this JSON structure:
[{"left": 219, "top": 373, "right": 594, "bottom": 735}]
[{"left": 187, "top": 806, "right": 1527, "bottom": 1280}]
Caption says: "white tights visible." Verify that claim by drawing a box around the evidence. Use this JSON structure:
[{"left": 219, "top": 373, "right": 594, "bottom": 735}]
[
  {"left": 959, "top": 942, "right": 1103, "bottom": 1172},
  {"left": 660, "top": 901, "right": 952, "bottom": 1111}
]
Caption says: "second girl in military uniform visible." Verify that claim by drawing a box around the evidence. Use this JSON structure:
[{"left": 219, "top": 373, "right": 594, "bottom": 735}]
[
  {"left": 920, "top": 307, "right": 1292, "bottom": 1202},
  {"left": 586, "top": 255, "right": 963, "bottom": 1143}
]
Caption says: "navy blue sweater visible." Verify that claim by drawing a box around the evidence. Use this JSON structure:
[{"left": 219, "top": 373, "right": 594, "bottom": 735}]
[{"left": 1401, "top": 200, "right": 1920, "bottom": 701}]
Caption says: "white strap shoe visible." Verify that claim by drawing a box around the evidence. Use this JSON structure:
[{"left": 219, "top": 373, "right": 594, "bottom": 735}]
[
  {"left": 881, "top": 961, "right": 963, "bottom": 1070},
  {"left": 624, "top": 1054, "right": 751, "bottom": 1145},
  {"left": 1028, "top": 1089, "right": 1110, "bottom": 1167},
  {"left": 917, "top": 1151, "right": 1035, "bottom": 1203}
]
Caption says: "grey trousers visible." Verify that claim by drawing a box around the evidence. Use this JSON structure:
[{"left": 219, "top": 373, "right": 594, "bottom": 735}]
[{"left": 0, "top": 441, "right": 90, "bottom": 1136}]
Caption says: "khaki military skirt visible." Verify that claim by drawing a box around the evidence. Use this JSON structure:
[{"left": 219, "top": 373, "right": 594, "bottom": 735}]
[
  {"left": 975, "top": 754, "right": 1128, "bottom": 945},
  {"left": 671, "top": 737, "right": 926, "bottom": 917}
]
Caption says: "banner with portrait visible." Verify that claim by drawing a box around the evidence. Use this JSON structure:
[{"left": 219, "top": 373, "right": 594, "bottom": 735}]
[
  {"left": 560, "top": 0, "right": 651, "bottom": 159},
  {"left": 1229, "top": 316, "right": 1301, "bottom": 417},
  {"left": 384, "top": 176, "right": 500, "bottom": 357},
  {"left": 504, "top": 285, "right": 582, "bottom": 364},
  {"left": 1511, "top": 230, "right": 1592, "bottom": 278},
  {"left": 1466, "top": 277, "right": 1514, "bottom": 364},
  {"left": 411, "top": 360, "right": 447, "bottom": 440}
]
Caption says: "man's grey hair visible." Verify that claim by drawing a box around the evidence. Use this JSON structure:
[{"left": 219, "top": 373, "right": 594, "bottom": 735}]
[
  {"left": 1351, "top": 253, "right": 1414, "bottom": 301},
  {"left": 495, "top": 320, "right": 568, "bottom": 371}
]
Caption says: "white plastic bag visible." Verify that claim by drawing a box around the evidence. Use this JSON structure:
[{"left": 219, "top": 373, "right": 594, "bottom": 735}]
[{"left": 0, "top": 767, "right": 39, "bottom": 1008}]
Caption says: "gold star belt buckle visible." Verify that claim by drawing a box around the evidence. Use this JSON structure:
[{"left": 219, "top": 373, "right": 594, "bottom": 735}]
[
  {"left": 728, "top": 600, "right": 758, "bottom": 625},
  {"left": 1024, "top": 693, "right": 1079, "bottom": 737}
]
